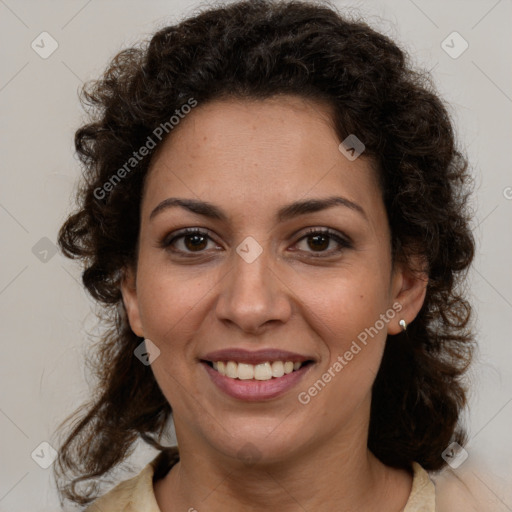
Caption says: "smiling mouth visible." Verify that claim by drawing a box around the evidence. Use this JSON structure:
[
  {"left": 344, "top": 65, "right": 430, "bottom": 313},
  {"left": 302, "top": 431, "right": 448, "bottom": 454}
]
[{"left": 202, "top": 360, "right": 314, "bottom": 381}]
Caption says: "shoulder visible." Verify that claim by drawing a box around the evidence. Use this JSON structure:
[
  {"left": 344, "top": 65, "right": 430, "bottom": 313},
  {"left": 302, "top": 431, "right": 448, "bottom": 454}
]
[
  {"left": 403, "top": 458, "right": 510, "bottom": 512},
  {"left": 403, "top": 462, "right": 436, "bottom": 512},
  {"left": 83, "top": 448, "right": 179, "bottom": 512},
  {"left": 431, "top": 458, "right": 510, "bottom": 512},
  {"left": 83, "top": 462, "right": 158, "bottom": 512}
]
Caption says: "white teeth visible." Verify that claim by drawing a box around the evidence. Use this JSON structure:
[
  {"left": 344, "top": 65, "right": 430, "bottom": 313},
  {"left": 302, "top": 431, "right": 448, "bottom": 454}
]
[
  {"left": 210, "top": 360, "right": 306, "bottom": 380},
  {"left": 237, "top": 363, "right": 254, "bottom": 380},
  {"left": 254, "top": 362, "right": 272, "bottom": 380},
  {"left": 284, "top": 361, "right": 294, "bottom": 374},
  {"left": 226, "top": 361, "right": 238, "bottom": 378},
  {"left": 271, "top": 361, "right": 284, "bottom": 378}
]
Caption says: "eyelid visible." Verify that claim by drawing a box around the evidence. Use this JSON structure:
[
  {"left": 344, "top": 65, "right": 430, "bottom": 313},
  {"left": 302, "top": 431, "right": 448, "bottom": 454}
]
[
  {"left": 159, "top": 226, "right": 353, "bottom": 256},
  {"left": 299, "top": 227, "right": 353, "bottom": 246},
  {"left": 292, "top": 227, "right": 353, "bottom": 257},
  {"left": 159, "top": 227, "right": 217, "bottom": 249}
]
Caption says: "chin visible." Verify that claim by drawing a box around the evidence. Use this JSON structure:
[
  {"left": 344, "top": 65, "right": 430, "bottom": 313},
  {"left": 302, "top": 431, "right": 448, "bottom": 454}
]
[{"left": 202, "top": 421, "right": 309, "bottom": 467}]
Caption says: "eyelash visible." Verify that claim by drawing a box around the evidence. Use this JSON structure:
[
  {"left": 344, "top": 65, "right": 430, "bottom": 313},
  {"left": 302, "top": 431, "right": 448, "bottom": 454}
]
[{"left": 160, "top": 227, "right": 353, "bottom": 258}]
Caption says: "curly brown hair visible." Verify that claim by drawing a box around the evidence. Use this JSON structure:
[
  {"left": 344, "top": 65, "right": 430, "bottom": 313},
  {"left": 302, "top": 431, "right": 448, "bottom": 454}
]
[{"left": 53, "top": 0, "right": 475, "bottom": 506}]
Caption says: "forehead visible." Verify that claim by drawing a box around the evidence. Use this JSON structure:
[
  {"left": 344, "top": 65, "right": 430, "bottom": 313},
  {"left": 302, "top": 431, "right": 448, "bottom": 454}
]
[{"left": 142, "top": 96, "right": 383, "bottom": 227}]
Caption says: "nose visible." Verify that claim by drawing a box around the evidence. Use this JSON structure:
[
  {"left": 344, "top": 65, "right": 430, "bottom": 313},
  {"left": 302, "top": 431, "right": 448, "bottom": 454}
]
[{"left": 214, "top": 239, "right": 292, "bottom": 335}]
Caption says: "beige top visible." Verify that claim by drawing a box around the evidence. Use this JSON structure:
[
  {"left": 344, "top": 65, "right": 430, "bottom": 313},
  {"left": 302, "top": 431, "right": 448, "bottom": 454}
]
[{"left": 84, "top": 450, "right": 435, "bottom": 511}]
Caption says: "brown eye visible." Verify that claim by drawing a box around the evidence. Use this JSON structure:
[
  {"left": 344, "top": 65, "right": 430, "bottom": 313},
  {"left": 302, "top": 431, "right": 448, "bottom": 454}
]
[
  {"left": 160, "top": 227, "right": 352, "bottom": 258},
  {"left": 161, "top": 228, "right": 217, "bottom": 254},
  {"left": 295, "top": 228, "right": 352, "bottom": 256},
  {"left": 182, "top": 233, "right": 209, "bottom": 251},
  {"left": 306, "top": 233, "right": 330, "bottom": 251}
]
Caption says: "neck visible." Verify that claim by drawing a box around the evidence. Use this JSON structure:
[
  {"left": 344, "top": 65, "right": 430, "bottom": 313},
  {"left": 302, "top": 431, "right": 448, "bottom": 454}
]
[{"left": 154, "top": 409, "right": 412, "bottom": 511}]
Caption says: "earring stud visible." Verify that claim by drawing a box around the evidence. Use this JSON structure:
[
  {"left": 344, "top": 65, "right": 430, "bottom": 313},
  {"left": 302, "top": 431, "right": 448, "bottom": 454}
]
[{"left": 399, "top": 319, "right": 407, "bottom": 331}]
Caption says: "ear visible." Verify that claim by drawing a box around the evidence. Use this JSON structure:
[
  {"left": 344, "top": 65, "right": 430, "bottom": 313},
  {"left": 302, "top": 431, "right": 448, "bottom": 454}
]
[
  {"left": 387, "top": 256, "right": 428, "bottom": 335},
  {"left": 120, "top": 265, "right": 144, "bottom": 338}
]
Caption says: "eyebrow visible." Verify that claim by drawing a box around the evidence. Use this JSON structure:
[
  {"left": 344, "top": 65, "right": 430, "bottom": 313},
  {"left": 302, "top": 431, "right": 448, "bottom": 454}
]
[{"left": 149, "top": 195, "right": 367, "bottom": 223}]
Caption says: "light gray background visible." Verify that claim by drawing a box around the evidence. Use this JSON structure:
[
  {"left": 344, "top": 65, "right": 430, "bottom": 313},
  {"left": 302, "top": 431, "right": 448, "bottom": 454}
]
[{"left": 1, "top": 0, "right": 511, "bottom": 510}]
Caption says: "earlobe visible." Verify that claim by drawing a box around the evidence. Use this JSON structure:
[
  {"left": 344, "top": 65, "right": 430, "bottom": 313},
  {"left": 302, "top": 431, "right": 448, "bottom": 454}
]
[
  {"left": 120, "top": 265, "right": 144, "bottom": 338},
  {"left": 388, "top": 259, "right": 428, "bottom": 335}
]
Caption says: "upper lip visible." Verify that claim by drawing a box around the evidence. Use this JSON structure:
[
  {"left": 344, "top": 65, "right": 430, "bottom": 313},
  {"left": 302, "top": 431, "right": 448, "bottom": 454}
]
[{"left": 202, "top": 348, "right": 314, "bottom": 365}]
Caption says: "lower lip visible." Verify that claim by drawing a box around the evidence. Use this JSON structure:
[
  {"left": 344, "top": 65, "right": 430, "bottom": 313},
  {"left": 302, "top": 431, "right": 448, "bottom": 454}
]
[{"left": 202, "top": 362, "right": 312, "bottom": 401}]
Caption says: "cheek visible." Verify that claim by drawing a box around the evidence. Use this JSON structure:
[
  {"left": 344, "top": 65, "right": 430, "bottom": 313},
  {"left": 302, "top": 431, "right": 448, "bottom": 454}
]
[
  {"left": 136, "top": 260, "right": 206, "bottom": 339},
  {"left": 134, "top": 260, "right": 221, "bottom": 399},
  {"left": 306, "top": 270, "right": 391, "bottom": 339},
  {"left": 296, "top": 284, "right": 391, "bottom": 428},
  {"left": 302, "top": 269, "right": 392, "bottom": 394},
  {"left": 134, "top": 264, "right": 203, "bottom": 407}
]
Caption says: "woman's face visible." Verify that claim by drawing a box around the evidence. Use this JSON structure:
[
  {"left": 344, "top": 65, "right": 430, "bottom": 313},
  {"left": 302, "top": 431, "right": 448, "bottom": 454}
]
[{"left": 122, "top": 95, "right": 424, "bottom": 464}]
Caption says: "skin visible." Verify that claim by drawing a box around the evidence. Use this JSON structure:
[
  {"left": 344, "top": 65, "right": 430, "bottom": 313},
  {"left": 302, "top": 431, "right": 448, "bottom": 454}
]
[{"left": 121, "top": 95, "right": 428, "bottom": 511}]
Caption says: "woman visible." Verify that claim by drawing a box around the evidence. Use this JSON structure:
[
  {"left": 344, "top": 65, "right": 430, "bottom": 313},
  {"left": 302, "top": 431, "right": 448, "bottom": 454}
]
[{"left": 53, "top": 1, "right": 478, "bottom": 510}]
